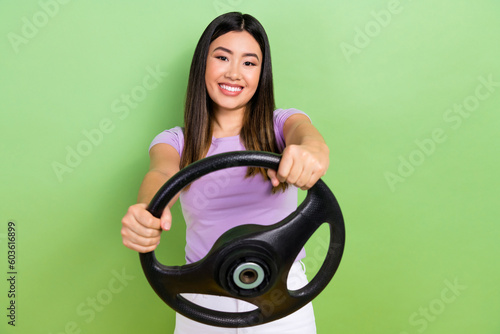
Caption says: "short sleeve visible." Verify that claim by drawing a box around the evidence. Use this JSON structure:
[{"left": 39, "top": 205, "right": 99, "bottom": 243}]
[
  {"left": 273, "top": 108, "right": 311, "bottom": 152},
  {"left": 149, "top": 126, "right": 185, "bottom": 156}
]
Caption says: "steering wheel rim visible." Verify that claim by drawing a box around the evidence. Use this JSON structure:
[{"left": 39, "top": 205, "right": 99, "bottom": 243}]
[{"left": 140, "top": 151, "right": 345, "bottom": 328}]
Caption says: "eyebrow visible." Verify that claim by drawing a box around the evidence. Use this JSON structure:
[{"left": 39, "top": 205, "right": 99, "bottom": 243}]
[{"left": 212, "top": 46, "right": 260, "bottom": 61}]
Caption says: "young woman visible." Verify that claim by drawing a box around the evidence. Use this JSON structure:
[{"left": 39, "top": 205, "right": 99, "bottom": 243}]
[{"left": 121, "top": 12, "right": 329, "bottom": 333}]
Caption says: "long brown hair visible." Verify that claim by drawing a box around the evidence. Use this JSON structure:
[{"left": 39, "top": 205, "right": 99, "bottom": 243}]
[{"left": 181, "top": 12, "right": 286, "bottom": 191}]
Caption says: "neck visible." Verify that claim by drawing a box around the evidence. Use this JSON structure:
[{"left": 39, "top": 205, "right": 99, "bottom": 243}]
[{"left": 212, "top": 104, "right": 246, "bottom": 138}]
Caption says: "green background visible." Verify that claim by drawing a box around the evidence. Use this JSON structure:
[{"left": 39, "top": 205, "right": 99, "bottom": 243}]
[{"left": 1, "top": 0, "right": 499, "bottom": 333}]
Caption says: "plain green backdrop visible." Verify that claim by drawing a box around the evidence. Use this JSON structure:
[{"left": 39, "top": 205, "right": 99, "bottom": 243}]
[{"left": 1, "top": 0, "right": 499, "bottom": 333}]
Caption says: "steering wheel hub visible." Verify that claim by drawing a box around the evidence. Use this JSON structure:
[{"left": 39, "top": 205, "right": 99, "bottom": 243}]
[
  {"left": 235, "top": 263, "right": 263, "bottom": 287},
  {"left": 218, "top": 243, "right": 276, "bottom": 298}
]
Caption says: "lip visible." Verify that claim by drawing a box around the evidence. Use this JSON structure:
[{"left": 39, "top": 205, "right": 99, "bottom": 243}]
[{"left": 218, "top": 83, "right": 244, "bottom": 96}]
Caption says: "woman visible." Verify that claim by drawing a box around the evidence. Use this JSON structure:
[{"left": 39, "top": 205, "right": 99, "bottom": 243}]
[{"left": 121, "top": 12, "right": 329, "bottom": 333}]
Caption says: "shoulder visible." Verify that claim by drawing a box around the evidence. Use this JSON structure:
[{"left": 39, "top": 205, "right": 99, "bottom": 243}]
[
  {"left": 149, "top": 126, "right": 184, "bottom": 156},
  {"left": 273, "top": 108, "right": 311, "bottom": 126}
]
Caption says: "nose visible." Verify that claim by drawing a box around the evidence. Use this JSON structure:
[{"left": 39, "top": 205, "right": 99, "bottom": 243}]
[{"left": 225, "top": 62, "right": 241, "bottom": 81}]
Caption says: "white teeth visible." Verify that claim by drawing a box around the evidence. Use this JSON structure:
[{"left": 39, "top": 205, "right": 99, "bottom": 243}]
[{"left": 220, "top": 84, "right": 243, "bottom": 92}]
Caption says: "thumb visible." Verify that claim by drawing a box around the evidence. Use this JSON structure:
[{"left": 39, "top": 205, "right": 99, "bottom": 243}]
[
  {"left": 267, "top": 169, "right": 280, "bottom": 187},
  {"left": 160, "top": 207, "right": 172, "bottom": 231}
]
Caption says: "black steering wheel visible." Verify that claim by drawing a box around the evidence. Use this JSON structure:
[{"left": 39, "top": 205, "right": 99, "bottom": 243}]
[{"left": 140, "top": 151, "right": 345, "bottom": 328}]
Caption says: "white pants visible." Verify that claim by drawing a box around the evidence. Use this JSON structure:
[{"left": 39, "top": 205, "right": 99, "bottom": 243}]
[{"left": 174, "top": 261, "right": 317, "bottom": 334}]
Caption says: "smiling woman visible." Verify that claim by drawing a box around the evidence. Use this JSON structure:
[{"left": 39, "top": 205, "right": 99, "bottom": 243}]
[{"left": 120, "top": 11, "right": 329, "bottom": 334}]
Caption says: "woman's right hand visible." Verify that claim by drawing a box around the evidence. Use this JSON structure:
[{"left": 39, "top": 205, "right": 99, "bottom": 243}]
[{"left": 121, "top": 203, "right": 172, "bottom": 253}]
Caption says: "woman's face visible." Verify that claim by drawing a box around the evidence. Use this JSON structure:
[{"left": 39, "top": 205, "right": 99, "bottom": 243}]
[{"left": 205, "top": 30, "right": 262, "bottom": 114}]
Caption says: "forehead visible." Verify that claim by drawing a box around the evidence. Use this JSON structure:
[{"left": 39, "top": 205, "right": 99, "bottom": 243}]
[{"left": 209, "top": 31, "right": 262, "bottom": 56}]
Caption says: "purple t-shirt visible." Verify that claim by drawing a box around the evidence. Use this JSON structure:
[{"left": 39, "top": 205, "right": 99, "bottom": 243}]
[{"left": 150, "top": 108, "right": 309, "bottom": 264}]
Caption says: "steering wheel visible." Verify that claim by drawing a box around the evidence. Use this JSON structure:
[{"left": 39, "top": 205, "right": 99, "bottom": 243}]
[{"left": 140, "top": 151, "right": 345, "bottom": 328}]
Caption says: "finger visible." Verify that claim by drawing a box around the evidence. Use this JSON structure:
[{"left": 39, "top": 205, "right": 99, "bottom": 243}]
[
  {"left": 122, "top": 206, "right": 162, "bottom": 239},
  {"left": 293, "top": 161, "right": 317, "bottom": 188},
  {"left": 121, "top": 227, "right": 161, "bottom": 253},
  {"left": 276, "top": 151, "right": 294, "bottom": 183},
  {"left": 131, "top": 205, "right": 161, "bottom": 230},
  {"left": 298, "top": 173, "right": 318, "bottom": 190},
  {"left": 283, "top": 158, "right": 305, "bottom": 186},
  {"left": 267, "top": 169, "right": 280, "bottom": 187},
  {"left": 160, "top": 208, "right": 172, "bottom": 231},
  {"left": 124, "top": 238, "right": 160, "bottom": 253},
  {"left": 128, "top": 232, "right": 160, "bottom": 248},
  {"left": 300, "top": 163, "right": 328, "bottom": 190},
  {"left": 122, "top": 216, "right": 162, "bottom": 239}
]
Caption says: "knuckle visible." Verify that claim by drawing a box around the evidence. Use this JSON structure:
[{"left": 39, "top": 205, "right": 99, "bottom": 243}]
[
  {"left": 122, "top": 239, "right": 134, "bottom": 250},
  {"left": 127, "top": 205, "right": 137, "bottom": 215},
  {"left": 146, "top": 228, "right": 159, "bottom": 238},
  {"left": 299, "top": 150, "right": 309, "bottom": 159},
  {"left": 121, "top": 215, "right": 133, "bottom": 228},
  {"left": 140, "top": 213, "right": 154, "bottom": 228},
  {"left": 140, "top": 244, "right": 155, "bottom": 253},
  {"left": 314, "top": 162, "right": 325, "bottom": 175}
]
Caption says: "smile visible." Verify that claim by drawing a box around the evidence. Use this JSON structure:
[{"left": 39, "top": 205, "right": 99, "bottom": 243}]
[{"left": 219, "top": 84, "right": 243, "bottom": 92}]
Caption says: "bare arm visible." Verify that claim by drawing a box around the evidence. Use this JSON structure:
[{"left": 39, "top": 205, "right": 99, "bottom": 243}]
[
  {"left": 121, "top": 143, "right": 181, "bottom": 253},
  {"left": 268, "top": 113, "right": 330, "bottom": 190},
  {"left": 137, "top": 143, "right": 181, "bottom": 206}
]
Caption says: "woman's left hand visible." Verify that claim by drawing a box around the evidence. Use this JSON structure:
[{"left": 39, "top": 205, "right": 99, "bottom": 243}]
[{"left": 267, "top": 142, "right": 329, "bottom": 190}]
